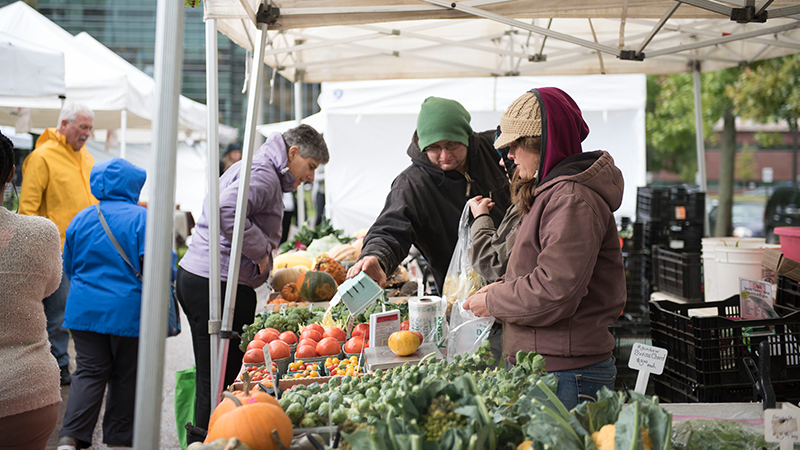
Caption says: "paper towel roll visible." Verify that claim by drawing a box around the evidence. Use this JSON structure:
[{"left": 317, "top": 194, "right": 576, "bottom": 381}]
[{"left": 408, "top": 296, "right": 447, "bottom": 346}]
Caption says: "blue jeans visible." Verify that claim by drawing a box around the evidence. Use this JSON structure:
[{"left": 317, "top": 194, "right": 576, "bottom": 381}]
[
  {"left": 44, "top": 267, "right": 70, "bottom": 368},
  {"left": 552, "top": 356, "right": 616, "bottom": 411}
]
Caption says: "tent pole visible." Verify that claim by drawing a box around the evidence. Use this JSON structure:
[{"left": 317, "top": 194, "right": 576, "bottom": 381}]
[
  {"left": 295, "top": 80, "right": 305, "bottom": 225},
  {"left": 216, "top": 18, "right": 269, "bottom": 398},
  {"left": 120, "top": 108, "right": 127, "bottom": 159},
  {"left": 204, "top": 16, "right": 222, "bottom": 416},
  {"left": 133, "top": 0, "right": 183, "bottom": 447},
  {"left": 692, "top": 61, "right": 710, "bottom": 237}
]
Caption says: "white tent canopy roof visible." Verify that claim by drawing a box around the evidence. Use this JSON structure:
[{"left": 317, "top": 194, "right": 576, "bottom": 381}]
[
  {"left": 206, "top": 0, "right": 800, "bottom": 83},
  {"left": 0, "top": 31, "right": 65, "bottom": 98},
  {"left": 0, "top": 1, "right": 212, "bottom": 134}
]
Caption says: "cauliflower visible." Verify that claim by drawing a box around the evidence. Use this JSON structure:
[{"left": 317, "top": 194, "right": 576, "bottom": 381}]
[{"left": 591, "top": 424, "right": 653, "bottom": 450}]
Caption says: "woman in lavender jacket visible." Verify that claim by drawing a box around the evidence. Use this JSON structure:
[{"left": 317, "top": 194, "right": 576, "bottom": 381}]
[{"left": 176, "top": 125, "right": 328, "bottom": 440}]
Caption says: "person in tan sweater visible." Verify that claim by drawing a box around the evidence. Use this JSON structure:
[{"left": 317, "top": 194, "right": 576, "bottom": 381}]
[{"left": 0, "top": 131, "right": 64, "bottom": 449}]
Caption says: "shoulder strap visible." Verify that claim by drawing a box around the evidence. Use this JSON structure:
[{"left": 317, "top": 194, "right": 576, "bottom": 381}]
[{"left": 96, "top": 204, "right": 142, "bottom": 281}]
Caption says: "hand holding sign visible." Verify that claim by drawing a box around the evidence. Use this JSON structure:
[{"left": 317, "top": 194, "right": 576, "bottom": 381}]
[{"left": 628, "top": 342, "right": 668, "bottom": 394}]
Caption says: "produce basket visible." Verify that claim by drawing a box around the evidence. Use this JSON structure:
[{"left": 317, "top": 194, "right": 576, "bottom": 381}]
[
  {"left": 652, "top": 246, "right": 703, "bottom": 301},
  {"left": 777, "top": 275, "right": 800, "bottom": 309},
  {"left": 650, "top": 295, "right": 800, "bottom": 402},
  {"left": 636, "top": 186, "right": 705, "bottom": 224}
]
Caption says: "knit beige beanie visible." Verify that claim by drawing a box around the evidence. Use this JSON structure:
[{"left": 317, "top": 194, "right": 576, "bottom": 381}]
[{"left": 494, "top": 92, "right": 542, "bottom": 149}]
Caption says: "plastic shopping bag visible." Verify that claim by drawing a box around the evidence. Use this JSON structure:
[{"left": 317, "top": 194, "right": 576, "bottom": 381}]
[
  {"left": 446, "top": 298, "right": 495, "bottom": 363},
  {"left": 442, "top": 204, "right": 485, "bottom": 317},
  {"left": 174, "top": 366, "right": 196, "bottom": 450}
]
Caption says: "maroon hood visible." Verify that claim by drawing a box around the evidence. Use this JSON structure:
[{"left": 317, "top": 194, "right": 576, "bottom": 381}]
[{"left": 534, "top": 87, "right": 589, "bottom": 182}]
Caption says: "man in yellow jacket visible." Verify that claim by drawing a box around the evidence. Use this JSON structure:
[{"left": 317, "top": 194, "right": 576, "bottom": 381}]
[{"left": 19, "top": 103, "right": 97, "bottom": 385}]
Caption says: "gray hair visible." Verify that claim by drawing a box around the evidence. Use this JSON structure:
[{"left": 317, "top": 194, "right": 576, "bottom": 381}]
[
  {"left": 283, "top": 124, "right": 329, "bottom": 164},
  {"left": 58, "top": 103, "right": 95, "bottom": 125}
]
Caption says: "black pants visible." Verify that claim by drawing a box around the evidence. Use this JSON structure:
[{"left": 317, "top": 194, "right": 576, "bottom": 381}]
[
  {"left": 59, "top": 330, "right": 139, "bottom": 448},
  {"left": 175, "top": 267, "right": 256, "bottom": 442}
]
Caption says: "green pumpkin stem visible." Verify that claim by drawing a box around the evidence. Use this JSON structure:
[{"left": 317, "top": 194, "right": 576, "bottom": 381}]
[
  {"left": 273, "top": 430, "right": 290, "bottom": 450},
  {"left": 221, "top": 391, "right": 243, "bottom": 407}
]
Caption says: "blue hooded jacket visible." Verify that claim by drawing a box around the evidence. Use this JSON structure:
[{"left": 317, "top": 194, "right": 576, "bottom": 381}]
[{"left": 63, "top": 158, "right": 147, "bottom": 337}]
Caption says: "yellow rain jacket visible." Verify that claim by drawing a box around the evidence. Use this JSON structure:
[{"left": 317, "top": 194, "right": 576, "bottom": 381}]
[{"left": 19, "top": 128, "right": 97, "bottom": 248}]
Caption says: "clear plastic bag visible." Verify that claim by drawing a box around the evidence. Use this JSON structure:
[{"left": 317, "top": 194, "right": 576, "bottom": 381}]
[
  {"left": 442, "top": 204, "right": 485, "bottom": 317},
  {"left": 446, "top": 298, "right": 494, "bottom": 363}
]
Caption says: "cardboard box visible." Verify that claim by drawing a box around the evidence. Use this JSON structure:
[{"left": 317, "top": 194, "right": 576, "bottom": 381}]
[{"left": 762, "top": 248, "right": 800, "bottom": 283}]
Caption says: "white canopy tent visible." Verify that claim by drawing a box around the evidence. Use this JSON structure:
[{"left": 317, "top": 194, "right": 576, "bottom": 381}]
[
  {"left": 0, "top": 1, "right": 210, "bottom": 140},
  {"left": 133, "top": 1, "right": 800, "bottom": 446},
  {"left": 0, "top": 31, "right": 65, "bottom": 98}
]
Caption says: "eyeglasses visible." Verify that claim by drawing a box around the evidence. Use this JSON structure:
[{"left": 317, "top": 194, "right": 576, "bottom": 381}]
[{"left": 424, "top": 141, "right": 462, "bottom": 154}]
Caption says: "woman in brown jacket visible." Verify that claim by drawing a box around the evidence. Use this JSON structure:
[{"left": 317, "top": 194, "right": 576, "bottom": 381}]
[{"left": 464, "top": 88, "right": 626, "bottom": 410}]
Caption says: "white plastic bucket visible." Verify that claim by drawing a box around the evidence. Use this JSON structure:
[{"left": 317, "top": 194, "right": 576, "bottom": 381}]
[
  {"left": 701, "top": 238, "right": 728, "bottom": 302},
  {"left": 708, "top": 238, "right": 778, "bottom": 301}
]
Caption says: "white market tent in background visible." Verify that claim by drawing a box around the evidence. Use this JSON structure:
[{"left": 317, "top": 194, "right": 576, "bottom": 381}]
[
  {"left": 0, "top": 1, "right": 210, "bottom": 139},
  {"left": 0, "top": 30, "right": 65, "bottom": 101},
  {"left": 132, "top": 1, "right": 800, "bottom": 446}
]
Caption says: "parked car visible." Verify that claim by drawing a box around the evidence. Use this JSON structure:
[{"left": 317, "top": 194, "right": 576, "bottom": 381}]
[
  {"left": 708, "top": 201, "right": 765, "bottom": 238},
  {"left": 765, "top": 186, "right": 800, "bottom": 243}
]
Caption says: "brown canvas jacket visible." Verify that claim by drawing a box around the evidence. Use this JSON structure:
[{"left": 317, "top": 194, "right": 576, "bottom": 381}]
[{"left": 485, "top": 150, "right": 626, "bottom": 372}]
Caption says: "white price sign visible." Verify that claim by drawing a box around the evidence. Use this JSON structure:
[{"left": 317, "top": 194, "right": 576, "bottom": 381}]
[
  {"left": 628, "top": 343, "right": 668, "bottom": 394},
  {"left": 765, "top": 406, "right": 800, "bottom": 450}
]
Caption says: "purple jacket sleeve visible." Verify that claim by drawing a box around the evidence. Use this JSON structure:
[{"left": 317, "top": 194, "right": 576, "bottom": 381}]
[
  {"left": 218, "top": 173, "right": 278, "bottom": 265},
  {"left": 485, "top": 194, "right": 603, "bottom": 327}
]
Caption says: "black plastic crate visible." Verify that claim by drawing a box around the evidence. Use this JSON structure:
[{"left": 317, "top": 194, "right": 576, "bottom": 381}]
[
  {"left": 777, "top": 275, "right": 800, "bottom": 309},
  {"left": 636, "top": 187, "right": 705, "bottom": 224},
  {"left": 654, "top": 371, "right": 800, "bottom": 404},
  {"left": 649, "top": 295, "right": 800, "bottom": 389},
  {"left": 652, "top": 246, "right": 703, "bottom": 301},
  {"left": 643, "top": 220, "right": 703, "bottom": 252},
  {"left": 621, "top": 222, "right": 644, "bottom": 254},
  {"left": 610, "top": 316, "right": 654, "bottom": 394}
]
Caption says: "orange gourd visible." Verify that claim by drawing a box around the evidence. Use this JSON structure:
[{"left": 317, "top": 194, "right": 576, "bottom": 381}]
[
  {"left": 314, "top": 257, "right": 346, "bottom": 285},
  {"left": 280, "top": 283, "right": 300, "bottom": 302},
  {"left": 206, "top": 391, "right": 292, "bottom": 450},
  {"left": 207, "top": 372, "right": 280, "bottom": 432}
]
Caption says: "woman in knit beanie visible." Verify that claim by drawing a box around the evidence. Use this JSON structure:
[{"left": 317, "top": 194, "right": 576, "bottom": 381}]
[{"left": 465, "top": 88, "right": 626, "bottom": 410}]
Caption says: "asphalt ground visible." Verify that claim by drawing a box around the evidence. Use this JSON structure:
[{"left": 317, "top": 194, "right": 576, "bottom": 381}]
[{"left": 46, "top": 284, "right": 272, "bottom": 450}]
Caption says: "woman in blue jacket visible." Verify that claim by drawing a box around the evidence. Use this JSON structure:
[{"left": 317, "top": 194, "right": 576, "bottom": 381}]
[{"left": 57, "top": 158, "right": 147, "bottom": 450}]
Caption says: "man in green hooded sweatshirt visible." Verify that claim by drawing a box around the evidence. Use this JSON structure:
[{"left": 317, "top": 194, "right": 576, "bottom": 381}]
[{"left": 348, "top": 97, "right": 511, "bottom": 295}]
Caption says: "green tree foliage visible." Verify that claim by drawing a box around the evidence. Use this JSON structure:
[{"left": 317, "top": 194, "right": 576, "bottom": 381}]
[
  {"left": 736, "top": 144, "right": 757, "bottom": 182},
  {"left": 728, "top": 54, "right": 800, "bottom": 132}
]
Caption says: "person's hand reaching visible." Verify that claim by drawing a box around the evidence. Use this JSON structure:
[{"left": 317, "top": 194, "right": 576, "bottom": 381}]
[{"left": 346, "top": 255, "right": 387, "bottom": 287}]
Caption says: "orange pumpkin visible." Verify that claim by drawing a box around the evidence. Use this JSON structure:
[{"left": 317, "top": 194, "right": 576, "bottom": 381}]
[
  {"left": 280, "top": 283, "right": 301, "bottom": 302},
  {"left": 206, "top": 391, "right": 292, "bottom": 450},
  {"left": 207, "top": 372, "right": 280, "bottom": 432},
  {"left": 314, "top": 257, "right": 346, "bottom": 285}
]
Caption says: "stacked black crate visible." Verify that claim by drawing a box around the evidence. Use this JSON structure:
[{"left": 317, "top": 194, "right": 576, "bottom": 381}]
[{"left": 637, "top": 186, "right": 705, "bottom": 301}]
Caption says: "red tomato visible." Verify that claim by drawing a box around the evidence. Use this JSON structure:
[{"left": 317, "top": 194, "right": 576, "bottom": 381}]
[
  {"left": 316, "top": 337, "right": 341, "bottom": 356},
  {"left": 255, "top": 329, "right": 280, "bottom": 343},
  {"left": 304, "top": 323, "right": 325, "bottom": 335},
  {"left": 279, "top": 331, "right": 298, "bottom": 345},
  {"left": 352, "top": 323, "right": 370, "bottom": 340},
  {"left": 243, "top": 348, "right": 265, "bottom": 364},
  {"left": 344, "top": 337, "right": 368, "bottom": 354},
  {"left": 412, "top": 331, "right": 423, "bottom": 344},
  {"left": 295, "top": 345, "right": 318, "bottom": 358},
  {"left": 300, "top": 329, "right": 323, "bottom": 342},
  {"left": 298, "top": 338, "right": 318, "bottom": 348},
  {"left": 265, "top": 327, "right": 280, "bottom": 335},
  {"left": 323, "top": 327, "right": 347, "bottom": 342},
  {"left": 268, "top": 340, "right": 291, "bottom": 360},
  {"left": 246, "top": 339, "right": 267, "bottom": 352},
  {"left": 400, "top": 320, "right": 410, "bottom": 331}
]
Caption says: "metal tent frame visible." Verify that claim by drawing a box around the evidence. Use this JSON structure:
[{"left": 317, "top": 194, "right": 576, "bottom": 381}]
[{"left": 134, "top": 1, "right": 800, "bottom": 446}]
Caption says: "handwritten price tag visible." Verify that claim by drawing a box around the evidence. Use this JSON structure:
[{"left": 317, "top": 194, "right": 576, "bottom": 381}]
[
  {"left": 765, "top": 405, "right": 800, "bottom": 450},
  {"left": 628, "top": 343, "right": 667, "bottom": 394}
]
